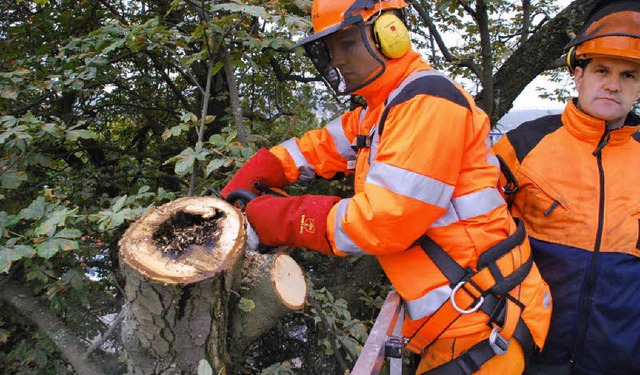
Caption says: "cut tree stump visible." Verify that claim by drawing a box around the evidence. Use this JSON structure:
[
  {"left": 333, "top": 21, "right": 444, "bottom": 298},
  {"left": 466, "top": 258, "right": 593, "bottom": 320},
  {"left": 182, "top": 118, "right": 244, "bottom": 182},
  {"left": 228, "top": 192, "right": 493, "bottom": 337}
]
[{"left": 118, "top": 196, "right": 308, "bottom": 374}]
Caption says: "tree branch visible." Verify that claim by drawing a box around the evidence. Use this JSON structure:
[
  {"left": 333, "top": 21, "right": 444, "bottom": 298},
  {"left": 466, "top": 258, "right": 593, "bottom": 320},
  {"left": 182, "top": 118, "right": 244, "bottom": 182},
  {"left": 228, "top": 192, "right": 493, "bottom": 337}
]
[
  {"left": 0, "top": 280, "right": 108, "bottom": 375},
  {"left": 83, "top": 304, "right": 129, "bottom": 360},
  {"left": 408, "top": 0, "right": 482, "bottom": 77}
]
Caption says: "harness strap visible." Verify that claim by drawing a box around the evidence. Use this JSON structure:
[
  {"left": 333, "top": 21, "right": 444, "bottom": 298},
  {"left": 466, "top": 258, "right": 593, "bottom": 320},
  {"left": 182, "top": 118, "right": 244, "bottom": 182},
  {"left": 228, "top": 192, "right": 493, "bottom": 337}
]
[
  {"left": 419, "top": 318, "right": 533, "bottom": 375},
  {"left": 496, "top": 154, "right": 518, "bottom": 195},
  {"left": 406, "top": 219, "right": 534, "bottom": 362}
]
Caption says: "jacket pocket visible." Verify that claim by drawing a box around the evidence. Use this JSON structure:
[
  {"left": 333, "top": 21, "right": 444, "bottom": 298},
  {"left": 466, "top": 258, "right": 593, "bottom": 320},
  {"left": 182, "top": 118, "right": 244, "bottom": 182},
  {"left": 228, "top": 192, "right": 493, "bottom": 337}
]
[
  {"left": 631, "top": 203, "right": 640, "bottom": 251},
  {"left": 513, "top": 166, "right": 594, "bottom": 247},
  {"left": 637, "top": 219, "right": 640, "bottom": 251},
  {"left": 516, "top": 166, "right": 569, "bottom": 219}
]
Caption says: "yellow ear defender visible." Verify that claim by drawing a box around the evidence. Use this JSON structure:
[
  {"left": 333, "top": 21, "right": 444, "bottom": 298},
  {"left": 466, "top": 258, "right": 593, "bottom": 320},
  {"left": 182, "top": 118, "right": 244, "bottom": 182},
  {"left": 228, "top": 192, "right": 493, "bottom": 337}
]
[
  {"left": 566, "top": 46, "right": 578, "bottom": 75},
  {"left": 373, "top": 13, "right": 411, "bottom": 59}
]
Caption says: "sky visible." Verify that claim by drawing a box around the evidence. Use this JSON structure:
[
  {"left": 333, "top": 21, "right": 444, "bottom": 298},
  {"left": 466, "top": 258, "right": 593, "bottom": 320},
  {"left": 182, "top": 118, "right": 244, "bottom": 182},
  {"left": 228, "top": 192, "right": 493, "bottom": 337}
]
[{"left": 511, "top": 73, "right": 574, "bottom": 111}]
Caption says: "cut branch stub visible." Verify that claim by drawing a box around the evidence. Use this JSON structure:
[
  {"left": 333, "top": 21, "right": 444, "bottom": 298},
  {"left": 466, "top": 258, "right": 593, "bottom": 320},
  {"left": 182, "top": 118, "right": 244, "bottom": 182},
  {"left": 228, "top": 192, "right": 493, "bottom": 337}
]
[
  {"left": 119, "top": 196, "right": 246, "bottom": 284},
  {"left": 229, "top": 251, "right": 308, "bottom": 357}
]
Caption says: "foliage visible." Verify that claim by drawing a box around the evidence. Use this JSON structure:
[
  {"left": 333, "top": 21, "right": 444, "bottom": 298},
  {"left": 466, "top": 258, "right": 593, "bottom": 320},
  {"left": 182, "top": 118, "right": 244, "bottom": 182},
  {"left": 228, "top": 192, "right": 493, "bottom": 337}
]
[
  {"left": 309, "top": 287, "right": 369, "bottom": 362},
  {"left": 0, "top": 0, "right": 592, "bottom": 372}
]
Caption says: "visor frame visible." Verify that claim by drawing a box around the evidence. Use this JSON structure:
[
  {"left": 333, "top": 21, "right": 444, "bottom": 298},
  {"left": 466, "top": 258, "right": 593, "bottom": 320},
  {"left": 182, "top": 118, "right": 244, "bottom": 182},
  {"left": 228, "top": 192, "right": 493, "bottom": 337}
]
[
  {"left": 294, "top": 13, "right": 364, "bottom": 48},
  {"left": 302, "top": 20, "right": 387, "bottom": 96}
]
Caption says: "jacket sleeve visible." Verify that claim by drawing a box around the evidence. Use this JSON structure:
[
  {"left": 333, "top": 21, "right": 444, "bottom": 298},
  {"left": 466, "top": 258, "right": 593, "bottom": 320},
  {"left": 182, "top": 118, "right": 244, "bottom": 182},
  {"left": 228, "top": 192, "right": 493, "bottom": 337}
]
[
  {"left": 327, "top": 90, "right": 498, "bottom": 256},
  {"left": 269, "top": 107, "right": 363, "bottom": 183}
]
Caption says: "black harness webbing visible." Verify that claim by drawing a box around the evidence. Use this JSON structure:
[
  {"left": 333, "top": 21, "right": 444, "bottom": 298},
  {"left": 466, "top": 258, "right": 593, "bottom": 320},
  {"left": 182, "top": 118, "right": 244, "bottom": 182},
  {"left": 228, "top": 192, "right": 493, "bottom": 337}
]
[{"left": 416, "top": 219, "right": 535, "bottom": 375}]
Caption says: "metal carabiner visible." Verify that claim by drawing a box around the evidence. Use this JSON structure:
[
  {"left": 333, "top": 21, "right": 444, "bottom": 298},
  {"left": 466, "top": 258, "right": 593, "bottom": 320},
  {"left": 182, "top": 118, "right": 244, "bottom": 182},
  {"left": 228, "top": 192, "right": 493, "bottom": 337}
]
[
  {"left": 450, "top": 280, "right": 484, "bottom": 314},
  {"left": 489, "top": 327, "right": 510, "bottom": 355}
]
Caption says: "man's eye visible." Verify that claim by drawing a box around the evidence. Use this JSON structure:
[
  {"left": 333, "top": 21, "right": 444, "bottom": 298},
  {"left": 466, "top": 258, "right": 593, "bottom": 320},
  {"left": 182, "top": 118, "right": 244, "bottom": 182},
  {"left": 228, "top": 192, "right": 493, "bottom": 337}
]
[
  {"left": 622, "top": 72, "right": 637, "bottom": 80},
  {"left": 340, "top": 40, "right": 356, "bottom": 49}
]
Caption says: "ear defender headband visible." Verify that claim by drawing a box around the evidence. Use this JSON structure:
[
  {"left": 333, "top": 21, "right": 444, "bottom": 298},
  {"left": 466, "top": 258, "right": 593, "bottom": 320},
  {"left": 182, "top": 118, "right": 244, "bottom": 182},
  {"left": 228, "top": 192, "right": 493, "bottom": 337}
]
[{"left": 372, "top": 12, "right": 411, "bottom": 58}]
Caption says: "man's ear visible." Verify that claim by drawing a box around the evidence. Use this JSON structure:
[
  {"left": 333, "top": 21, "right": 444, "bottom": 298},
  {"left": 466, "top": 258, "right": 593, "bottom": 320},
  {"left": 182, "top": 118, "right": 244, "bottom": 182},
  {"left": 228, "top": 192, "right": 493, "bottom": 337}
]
[{"left": 574, "top": 66, "right": 584, "bottom": 92}]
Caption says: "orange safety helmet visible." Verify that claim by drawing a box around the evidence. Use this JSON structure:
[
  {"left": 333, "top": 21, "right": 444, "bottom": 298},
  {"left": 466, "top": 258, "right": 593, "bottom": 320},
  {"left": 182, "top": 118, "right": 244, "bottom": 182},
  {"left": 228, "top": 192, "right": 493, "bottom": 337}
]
[
  {"left": 295, "top": 0, "right": 410, "bottom": 95},
  {"left": 565, "top": 0, "right": 640, "bottom": 73},
  {"left": 297, "top": 0, "right": 409, "bottom": 47}
]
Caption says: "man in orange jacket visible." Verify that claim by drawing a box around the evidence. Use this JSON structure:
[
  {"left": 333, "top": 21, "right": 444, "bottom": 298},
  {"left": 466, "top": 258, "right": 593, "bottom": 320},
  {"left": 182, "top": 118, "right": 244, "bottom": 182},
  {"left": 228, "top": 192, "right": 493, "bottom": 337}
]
[
  {"left": 223, "top": 1, "right": 551, "bottom": 373},
  {"left": 493, "top": 1, "right": 640, "bottom": 374}
]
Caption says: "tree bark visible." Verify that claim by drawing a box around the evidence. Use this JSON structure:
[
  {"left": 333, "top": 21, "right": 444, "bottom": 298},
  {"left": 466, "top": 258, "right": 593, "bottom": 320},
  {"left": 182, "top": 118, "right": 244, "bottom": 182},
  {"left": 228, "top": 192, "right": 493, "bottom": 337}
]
[{"left": 119, "top": 197, "right": 308, "bottom": 374}]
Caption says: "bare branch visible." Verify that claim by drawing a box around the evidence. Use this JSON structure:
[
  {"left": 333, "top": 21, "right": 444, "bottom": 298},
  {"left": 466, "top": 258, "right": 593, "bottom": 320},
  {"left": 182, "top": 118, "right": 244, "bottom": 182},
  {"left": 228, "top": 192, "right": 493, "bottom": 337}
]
[
  {"left": 0, "top": 280, "right": 108, "bottom": 375},
  {"left": 408, "top": 0, "right": 483, "bottom": 77}
]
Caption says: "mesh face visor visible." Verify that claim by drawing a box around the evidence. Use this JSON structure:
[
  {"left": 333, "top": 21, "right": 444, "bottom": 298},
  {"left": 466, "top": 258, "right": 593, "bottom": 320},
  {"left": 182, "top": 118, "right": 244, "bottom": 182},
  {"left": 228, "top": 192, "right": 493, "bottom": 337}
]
[
  {"left": 301, "top": 21, "right": 386, "bottom": 96},
  {"left": 303, "top": 38, "right": 346, "bottom": 94}
]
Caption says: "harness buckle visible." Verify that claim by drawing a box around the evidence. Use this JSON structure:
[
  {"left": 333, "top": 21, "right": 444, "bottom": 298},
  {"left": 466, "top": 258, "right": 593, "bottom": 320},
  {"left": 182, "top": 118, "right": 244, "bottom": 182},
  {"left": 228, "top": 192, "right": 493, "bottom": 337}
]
[
  {"left": 489, "top": 327, "right": 510, "bottom": 355},
  {"left": 351, "top": 134, "right": 371, "bottom": 152},
  {"left": 450, "top": 281, "right": 484, "bottom": 314}
]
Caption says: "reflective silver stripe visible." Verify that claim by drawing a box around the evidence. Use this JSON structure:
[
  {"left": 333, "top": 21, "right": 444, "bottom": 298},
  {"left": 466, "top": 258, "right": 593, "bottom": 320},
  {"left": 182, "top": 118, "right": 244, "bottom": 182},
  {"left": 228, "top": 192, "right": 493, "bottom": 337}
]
[
  {"left": 486, "top": 137, "right": 500, "bottom": 171},
  {"left": 333, "top": 199, "right": 367, "bottom": 255},
  {"left": 326, "top": 117, "right": 357, "bottom": 163},
  {"left": 359, "top": 108, "right": 367, "bottom": 124},
  {"left": 369, "top": 128, "right": 380, "bottom": 162},
  {"left": 366, "top": 161, "right": 453, "bottom": 209},
  {"left": 404, "top": 285, "right": 452, "bottom": 320},
  {"left": 280, "top": 138, "right": 316, "bottom": 181},
  {"left": 432, "top": 187, "right": 505, "bottom": 228}
]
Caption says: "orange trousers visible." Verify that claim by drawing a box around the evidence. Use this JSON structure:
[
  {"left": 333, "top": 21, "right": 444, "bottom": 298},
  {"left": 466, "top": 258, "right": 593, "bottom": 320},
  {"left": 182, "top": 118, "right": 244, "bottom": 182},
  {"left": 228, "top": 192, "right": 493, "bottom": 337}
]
[{"left": 416, "top": 329, "right": 524, "bottom": 375}]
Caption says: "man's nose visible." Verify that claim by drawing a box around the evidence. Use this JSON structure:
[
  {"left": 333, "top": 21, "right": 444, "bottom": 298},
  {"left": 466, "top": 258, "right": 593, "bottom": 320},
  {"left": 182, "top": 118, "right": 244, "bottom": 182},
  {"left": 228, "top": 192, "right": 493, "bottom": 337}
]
[
  {"left": 330, "top": 48, "right": 344, "bottom": 68},
  {"left": 604, "top": 75, "right": 622, "bottom": 92}
]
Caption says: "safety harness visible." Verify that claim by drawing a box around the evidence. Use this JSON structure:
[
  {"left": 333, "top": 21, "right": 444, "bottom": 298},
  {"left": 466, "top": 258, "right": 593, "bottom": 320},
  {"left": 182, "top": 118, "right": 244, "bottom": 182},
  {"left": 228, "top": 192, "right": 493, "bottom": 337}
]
[
  {"left": 410, "top": 219, "right": 535, "bottom": 375},
  {"left": 352, "top": 71, "right": 536, "bottom": 374}
]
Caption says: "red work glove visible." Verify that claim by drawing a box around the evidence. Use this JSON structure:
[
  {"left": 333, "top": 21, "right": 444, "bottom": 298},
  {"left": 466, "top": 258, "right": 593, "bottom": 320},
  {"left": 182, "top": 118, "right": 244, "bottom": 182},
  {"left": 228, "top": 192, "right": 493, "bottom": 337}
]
[
  {"left": 220, "top": 148, "right": 288, "bottom": 199},
  {"left": 245, "top": 194, "right": 341, "bottom": 255}
]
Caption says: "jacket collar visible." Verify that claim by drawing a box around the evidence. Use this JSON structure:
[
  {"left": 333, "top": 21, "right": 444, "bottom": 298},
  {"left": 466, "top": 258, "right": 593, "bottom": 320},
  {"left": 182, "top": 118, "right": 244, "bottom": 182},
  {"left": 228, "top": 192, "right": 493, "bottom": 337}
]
[
  {"left": 353, "top": 49, "right": 430, "bottom": 108},
  {"left": 562, "top": 98, "right": 640, "bottom": 146}
]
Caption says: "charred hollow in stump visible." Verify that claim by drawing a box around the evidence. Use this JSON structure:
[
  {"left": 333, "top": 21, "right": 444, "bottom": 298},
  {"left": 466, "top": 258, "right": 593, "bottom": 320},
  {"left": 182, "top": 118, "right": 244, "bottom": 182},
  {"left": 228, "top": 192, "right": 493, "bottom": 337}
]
[
  {"left": 119, "top": 196, "right": 246, "bottom": 285},
  {"left": 153, "top": 211, "right": 224, "bottom": 258}
]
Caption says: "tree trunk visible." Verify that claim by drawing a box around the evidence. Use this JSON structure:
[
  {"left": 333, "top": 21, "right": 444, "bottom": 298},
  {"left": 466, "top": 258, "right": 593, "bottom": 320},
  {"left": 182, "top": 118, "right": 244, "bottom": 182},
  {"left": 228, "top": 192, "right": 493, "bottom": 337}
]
[{"left": 118, "top": 197, "right": 307, "bottom": 374}]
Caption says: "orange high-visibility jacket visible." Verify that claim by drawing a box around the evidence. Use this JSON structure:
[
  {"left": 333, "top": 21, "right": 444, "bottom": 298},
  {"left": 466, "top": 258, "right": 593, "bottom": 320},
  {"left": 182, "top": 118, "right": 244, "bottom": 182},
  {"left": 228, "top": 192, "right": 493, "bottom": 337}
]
[
  {"left": 493, "top": 100, "right": 640, "bottom": 373},
  {"left": 270, "top": 49, "right": 551, "bottom": 348}
]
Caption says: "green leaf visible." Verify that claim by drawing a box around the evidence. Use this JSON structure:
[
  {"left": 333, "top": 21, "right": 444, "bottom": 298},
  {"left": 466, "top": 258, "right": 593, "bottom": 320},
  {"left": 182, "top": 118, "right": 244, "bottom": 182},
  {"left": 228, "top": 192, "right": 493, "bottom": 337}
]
[
  {"left": 0, "top": 245, "right": 36, "bottom": 273},
  {"left": 0, "top": 169, "right": 28, "bottom": 189},
  {"left": 210, "top": 61, "right": 224, "bottom": 76},
  {"left": 237, "top": 297, "right": 255, "bottom": 313},
  {"left": 35, "top": 239, "right": 61, "bottom": 258},
  {"left": 112, "top": 195, "right": 128, "bottom": 212},
  {"left": 174, "top": 148, "right": 196, "bottom": 177},
  {"left": 162, "top": 123, "right": 189, "bottom": 139},
  {"left": 205, "top": 158, "right": 226, "bottom": 177},
  {"left": 34, "top": 208, "right": 73, "bottom": 237},
  {"left": 0, "top": 328, "right": 10, "bottom": 344},
  {"left": 240, "top": 147, "right": 254, "bottom": 159},
  {"left": 19, "top": 197, "right": 46, "bottom": 220},
  {"left": 208, "top": 134, "right": 226, "bottom": 147},
  {"left": 211, "top": 3, "right": 271, "bottom": 20},
  {"left": 180, "top": 112, "right": 198, "bottom": 124},
  {"left": 65, "top": 129, "right": 96, "bottom": 141},
  {"left": 0, "top": 89, "right": 18, "bottom": 100},
  {"left": 55, "top": 229, "right": 82, "bottom": 239},
  {"left": 197, "top": 359, "right": 213, "bottom": 375},
  {"left": 102, "top": 39, "right": 125, "bottom": 54}
]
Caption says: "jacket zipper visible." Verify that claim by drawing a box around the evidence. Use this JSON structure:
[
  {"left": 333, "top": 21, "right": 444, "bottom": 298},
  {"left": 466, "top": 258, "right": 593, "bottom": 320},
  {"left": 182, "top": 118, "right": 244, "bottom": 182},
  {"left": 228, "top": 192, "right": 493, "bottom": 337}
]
[{"left": 571, "top": 129, "right": 610, "bottom": 365}]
